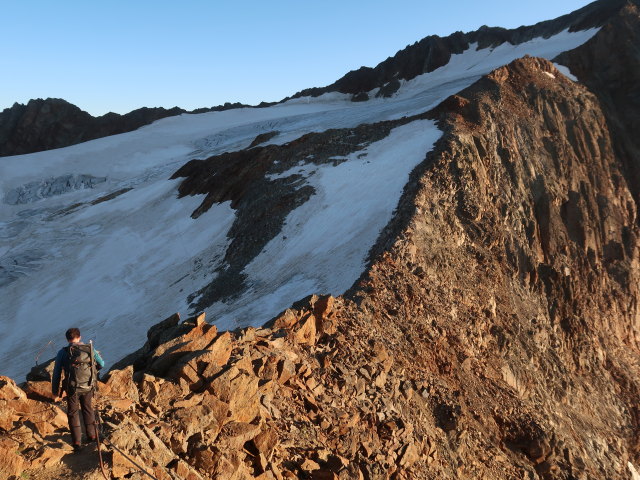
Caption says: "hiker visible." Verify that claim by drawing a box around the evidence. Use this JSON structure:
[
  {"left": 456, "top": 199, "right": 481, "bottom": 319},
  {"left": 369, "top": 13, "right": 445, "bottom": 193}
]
[{"left": 51, "top": 327, "right": 104, "bottom": 452}]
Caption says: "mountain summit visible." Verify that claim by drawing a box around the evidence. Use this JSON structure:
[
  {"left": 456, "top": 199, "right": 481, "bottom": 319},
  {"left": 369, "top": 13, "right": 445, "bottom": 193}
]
[{"left": 1, "top": 0, "right": 640, "bottom": 478}]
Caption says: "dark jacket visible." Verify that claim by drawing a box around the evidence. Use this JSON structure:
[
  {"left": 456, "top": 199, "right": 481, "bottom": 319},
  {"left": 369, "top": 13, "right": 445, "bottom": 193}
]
[{"left": 51, "top": 342, "right": 105, "bottom": 395}]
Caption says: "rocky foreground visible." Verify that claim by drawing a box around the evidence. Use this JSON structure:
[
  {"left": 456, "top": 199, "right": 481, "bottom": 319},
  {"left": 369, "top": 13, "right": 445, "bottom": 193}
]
[{"left": 3, "top": 298, "right": 452, "bottom": 480}]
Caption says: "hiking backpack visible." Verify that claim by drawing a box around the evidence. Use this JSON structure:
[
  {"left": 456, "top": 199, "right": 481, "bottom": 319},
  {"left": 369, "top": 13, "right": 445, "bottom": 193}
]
[{"left": 66, "top": 344, "right": 97, "bottom": 394}]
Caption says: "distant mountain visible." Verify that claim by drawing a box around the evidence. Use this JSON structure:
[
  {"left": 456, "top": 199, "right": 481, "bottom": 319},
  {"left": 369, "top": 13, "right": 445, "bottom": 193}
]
[
  {"left": 2, "top": 1, "right": 633, "bottom": 159},
  {"left": 0, "top": 99, "right": 249, "bottom": 157},
  {"left": 0, "top": 99, "right": 184, "bottom": 157},
  {"left": 288, "top": 0, "right": 632, "bottom": 101}
]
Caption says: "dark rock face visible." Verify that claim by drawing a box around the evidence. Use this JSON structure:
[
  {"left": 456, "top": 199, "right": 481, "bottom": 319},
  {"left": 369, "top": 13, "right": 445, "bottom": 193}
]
[
  {"left": 0, "top": 99, "right": 256, "bottom": 157},
  {"left": 556, "top": 1, "right": 640, "bottom": 221},
  {"left": 290, "top": 0, "right": 633, "bottom": 101},
  {"left": 0, "top": 98, "right": 185, "bottom": 157},
  {"left": 171, "top": 120, "right": 411, "bottom": 312}
]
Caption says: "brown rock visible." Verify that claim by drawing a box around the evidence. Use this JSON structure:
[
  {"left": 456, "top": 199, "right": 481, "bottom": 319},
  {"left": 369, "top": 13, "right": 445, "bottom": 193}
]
[
  {"left": 195, "top": 311, "right": 206, "bottom": 326},
  {"left": 293, "top": 313, "right": 317, "bottom": 345},
  {"left": 206, "top": 367, "right": 260, "bottom": 423},
  {"left": 146, "top": 322, "right": 219, "bottom": 376},
  {"left": 112, "top": 449, "right": 136, "bottom": 478},
  {"left": 217, "top": 421, "right": 261, "bottom": 450},
  {"left": 277, "top": 359, "right": 296, "bottom": 385},
  {"left": 101, "top": 366, "right": 139, "bottom": 409},
  {"left": 172, "top": 404, "right": 220, "bottom": 443},
  {"left": 166, "top": 351, "right": 203, "bottom": 386},
  {"left": 0, "top": 376, "right": 27, "bottom": 401},
  {"left": 26, "top": 357, "right": 57, "bottom": 382},
  {"left": 252, "top": 428, "right": 279, "bottom": 460},
  {"left": 398, "top": 442, "right": 420, "bottom": 467},
  {"left": 200, "top": 332, "right": 234, "bottom": 378},
  {"left": 172, "top": 459, "right": 205, "bottom": 480},
  {"left": 312, "top": 470, "right": 340, "bottom": 480},
  {"left": 272, "top": 309, "right": 299, "bottom": 330},
  {"left": 0, "top": 437, "right": 24, "bottom": 479},
  {"left": 313, "top": 295, "right": 335, "bottom": 319},
  {"left": 4, "top": 398, "right": 67, "bottom": 437},
  {"left": 200, "top": 394, "right": 231, "bottom": 428},
  {"left": 23, "top": 380, "right": 54, "bottom": 402},
  {"left": 31, "top": 444, "right": 68, "bottom": 468},
  {"left": 301, "top": 458, "right": 321, "bottom": 472}
]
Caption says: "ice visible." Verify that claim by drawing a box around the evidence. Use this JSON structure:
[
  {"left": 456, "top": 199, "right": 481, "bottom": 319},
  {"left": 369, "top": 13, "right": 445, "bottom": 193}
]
[
  {"left": 209, "top": 119, "right": 441, "bottom": 328},
  {"left": 0, "top": 27, "right": 599, "bottom": 379},
  {"left": 553, "top": 62, "right": 579, "bottom": 81}
]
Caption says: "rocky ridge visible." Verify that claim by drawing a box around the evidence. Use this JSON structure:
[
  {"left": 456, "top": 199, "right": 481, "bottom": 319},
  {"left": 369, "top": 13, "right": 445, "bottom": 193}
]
[
  {"left": 288, "top": 0, "right": 634, "bottom": 101},
  {"left": 0, "top": 99, "right": 249, "bottom": 158}
]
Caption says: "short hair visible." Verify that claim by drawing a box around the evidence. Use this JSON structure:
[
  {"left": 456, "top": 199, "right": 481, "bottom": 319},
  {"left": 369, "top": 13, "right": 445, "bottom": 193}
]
[{"left": 65, "top": 328, "right": 81, "bottom": 341}]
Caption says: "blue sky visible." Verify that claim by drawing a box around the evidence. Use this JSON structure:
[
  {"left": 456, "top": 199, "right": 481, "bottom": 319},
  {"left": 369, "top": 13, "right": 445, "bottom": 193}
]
[{"left": 1, "top": 1, "right": 593, "bottom": 116}]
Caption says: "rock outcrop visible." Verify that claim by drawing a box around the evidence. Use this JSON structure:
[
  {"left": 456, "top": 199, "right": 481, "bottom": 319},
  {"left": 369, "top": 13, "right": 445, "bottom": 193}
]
[
  {"left": 0, "top": 99, "right": 250, "bottom": 157},
  {"left": 0, "top": 99, "right": 185, "bottom": 157}
]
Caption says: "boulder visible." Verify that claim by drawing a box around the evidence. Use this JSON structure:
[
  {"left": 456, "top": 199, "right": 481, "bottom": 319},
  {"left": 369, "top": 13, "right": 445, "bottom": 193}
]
[
  {"left": 171, "top": 459, "right": 205, "bottom": 480},
  {"left": 26, "top": 357, "right": 56, "bottom": 382},
  {"left": 0, "top": 376, "right": 27, "bottom": 401},
  {"left": 0, "top": 436, "right": 24, "bottom": 479},
  {"left": 293, "top": 314, "right": 317, "bottom": 345},
  {"left": 146, "top": 321, "right": 219, "bottom": 377},
  {"left": 22, "top": 380, "right": 54, "bottom": 402},
  {"left": 100, "top": 366, "right": 139, "bottom": 410},
  {"left": 206, "top": 366, "right": 260, "bottom": 423},
  {"left": 217, "top": 421, "right": 261, "bottom": 450},
  {"left": 252, "top": 428, "right": 279, "bottom": 460}
]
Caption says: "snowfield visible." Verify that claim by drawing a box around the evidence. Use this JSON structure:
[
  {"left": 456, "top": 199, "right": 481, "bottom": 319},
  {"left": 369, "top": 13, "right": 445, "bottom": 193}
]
[{"left": 0, "top": 28, "right": 598, "bottom": 379}]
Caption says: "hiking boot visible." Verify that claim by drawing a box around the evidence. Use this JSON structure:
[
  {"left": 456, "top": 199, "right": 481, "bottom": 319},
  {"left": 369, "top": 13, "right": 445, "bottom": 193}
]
[
  {"left": 86, "top": 436, "right": 97, "bottom": 444},
  {"left": 73, "top": 443, "right": 82, "bottom": 453}
]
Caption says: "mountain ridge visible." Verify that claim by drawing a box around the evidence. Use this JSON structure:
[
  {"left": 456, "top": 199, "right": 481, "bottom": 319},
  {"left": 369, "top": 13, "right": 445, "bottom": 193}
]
[{"left": 1, "top": 0, "right": 631, "bottom": 158}]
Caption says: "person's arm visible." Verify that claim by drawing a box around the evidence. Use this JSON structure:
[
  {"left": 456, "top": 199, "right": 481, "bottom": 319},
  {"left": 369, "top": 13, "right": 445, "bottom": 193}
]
[
  {"left": 51, "top": 349, "right": 64, "bottom": 397},
  {"left": 94, "top": 350, "right": 105, "bottom": 370}
]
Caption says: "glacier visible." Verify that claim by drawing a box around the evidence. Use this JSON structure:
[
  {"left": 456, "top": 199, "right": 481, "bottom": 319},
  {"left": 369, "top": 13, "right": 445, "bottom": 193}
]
[{"left": 0, "top": 28, "right": 598, "bottom": 379}]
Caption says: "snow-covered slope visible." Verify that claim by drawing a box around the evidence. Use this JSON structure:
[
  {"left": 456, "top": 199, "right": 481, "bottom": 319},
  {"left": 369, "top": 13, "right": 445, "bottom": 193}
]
[{"left": 0, "top": 28, "right": 597, "bottom": 379}]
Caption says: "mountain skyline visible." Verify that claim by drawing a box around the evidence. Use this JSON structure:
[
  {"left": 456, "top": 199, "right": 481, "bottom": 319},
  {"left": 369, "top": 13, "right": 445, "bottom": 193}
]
[{"left": 2, "top": 0, "right": 592, "bottom": 116}]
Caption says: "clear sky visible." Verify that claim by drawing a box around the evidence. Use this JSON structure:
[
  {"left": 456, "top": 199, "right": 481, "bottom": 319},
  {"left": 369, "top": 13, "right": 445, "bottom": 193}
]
[{"left": 1, "top": 0, "right": 593, "bottom": 116}]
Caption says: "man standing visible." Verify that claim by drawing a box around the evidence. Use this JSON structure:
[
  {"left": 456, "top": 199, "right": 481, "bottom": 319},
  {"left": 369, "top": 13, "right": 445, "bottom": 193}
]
[{"left": 51, "top": 327, "right": 105, "bottom": 452}]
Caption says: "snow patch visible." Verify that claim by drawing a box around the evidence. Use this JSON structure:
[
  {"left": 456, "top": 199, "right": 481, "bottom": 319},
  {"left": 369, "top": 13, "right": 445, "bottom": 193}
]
[
  {"left": 209, "top": 119, "right": 441, "bottom": 329},
  {"left": 553, "top": 62, "right": 579, "bottom": 81}
]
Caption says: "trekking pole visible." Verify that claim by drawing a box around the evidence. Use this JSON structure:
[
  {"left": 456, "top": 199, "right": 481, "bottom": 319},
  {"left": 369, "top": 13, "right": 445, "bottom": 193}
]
[
  {"left": 90, "top": 340, "right": 110, "bottom": 480},
  {"left": 94, "top": 405, "right": 160, "bottom": 480},
  {"left": 100, "top": 436, "right": 160, "bottom": 480},
  {"left": 34, "top": 339, "right": 54, "bottom": 366}
]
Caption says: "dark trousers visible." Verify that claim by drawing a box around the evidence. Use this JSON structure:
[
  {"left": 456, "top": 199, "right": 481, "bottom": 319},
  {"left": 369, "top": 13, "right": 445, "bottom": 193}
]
[{"left": 66, "top": 390, "right": 96, "bottom": 445}]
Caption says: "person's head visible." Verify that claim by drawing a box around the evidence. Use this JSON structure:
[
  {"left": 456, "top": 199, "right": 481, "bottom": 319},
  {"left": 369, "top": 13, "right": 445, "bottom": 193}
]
[{"left": 65, "top": 328, "right": 81, "bottom": 343}]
